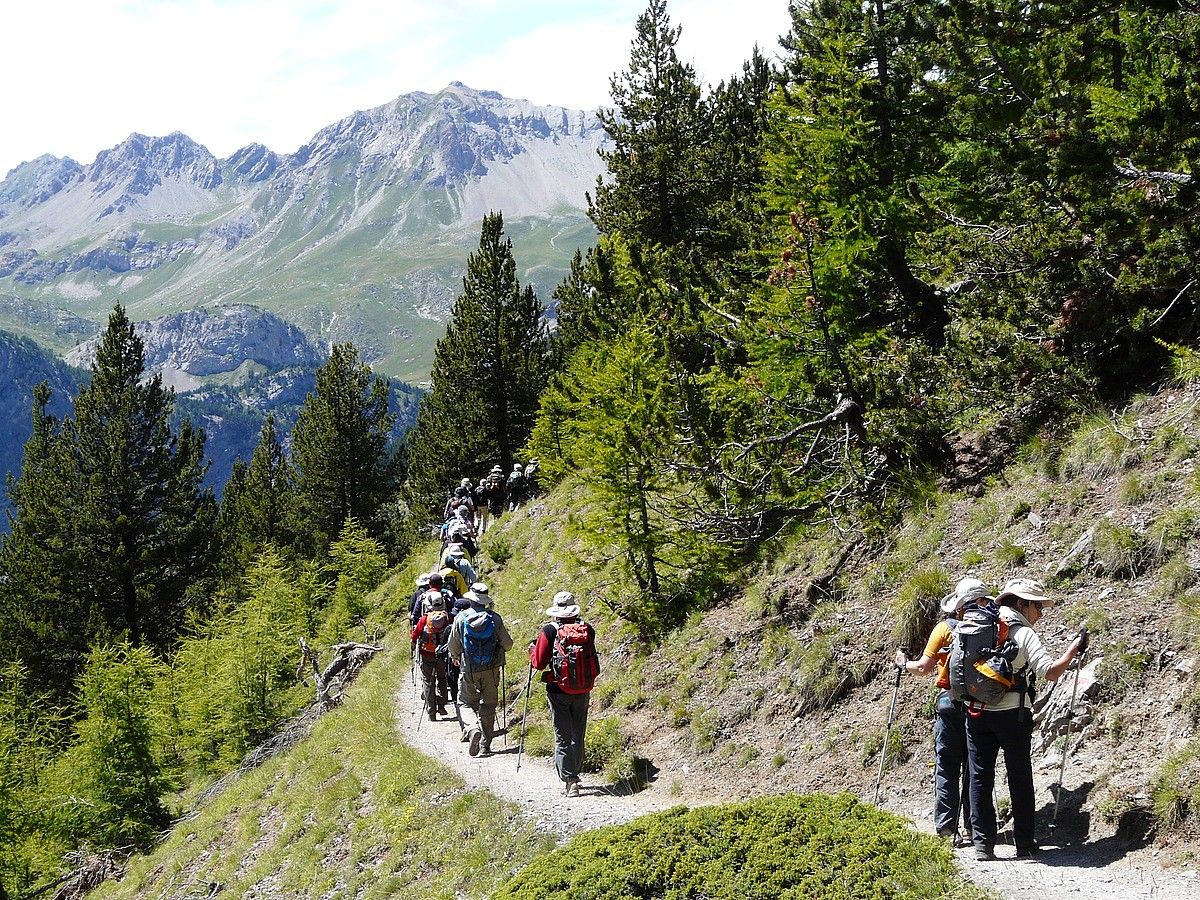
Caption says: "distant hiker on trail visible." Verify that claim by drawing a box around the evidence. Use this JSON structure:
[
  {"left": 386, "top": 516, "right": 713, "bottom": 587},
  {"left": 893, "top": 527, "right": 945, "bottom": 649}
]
[
  {"left": 523, "top": 459, "right": 539, "bottom": 500},
  {"left": 439, "top": 563, "right": 467, "bottom": 599},
  {"left": 529, "top": 591, "right": 601, "bottom": 797},
  {"left": 475, "top": 478, "right": 492, "bottom": 533},
  {"left": 895, "top": 576, "right": 992, "bottom": 846},
  {"left": 442, "top": 542, "right": 477, "bottom": 589},
  {"left": 507, "top": 464, "right": 525, "bottom": 511},
  {"left": 412, "top": 593, "right": 451, "bottom": 720},
  {"left": 959, "top": 578, "right": 1087, "bottom": 861},
  {"left": 485, "top": 465, "right": 506, "bottom": 522},
  {"left": 409, "top": 572, "right": 431, "bottom": 627},
  {"left": 448, "top": 584, "right": 513, "bottom": 757}
]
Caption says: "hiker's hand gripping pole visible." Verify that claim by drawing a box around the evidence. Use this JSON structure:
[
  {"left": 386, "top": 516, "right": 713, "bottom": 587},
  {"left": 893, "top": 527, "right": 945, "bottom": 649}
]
[
  {"left": 1053, "top": 627, "right": 1089, "bottom": 824},
  {"left": 873, "top": 648, "right": 907, "bottom": 805},
  {"left": 516, "top": 664, "right": 534, "bottom": 772}
]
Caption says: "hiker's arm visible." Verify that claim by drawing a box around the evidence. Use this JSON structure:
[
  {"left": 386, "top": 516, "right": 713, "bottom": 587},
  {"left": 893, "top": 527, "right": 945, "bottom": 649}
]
[
  {"left": 1044, "top": 634, "right": 1086, "bottom": 682},
  {"left": 530, "top": 627, "right": 552, "bottom": 670},
  {"left": 895, "top": 649, "right": 937, "bottom": 676}
]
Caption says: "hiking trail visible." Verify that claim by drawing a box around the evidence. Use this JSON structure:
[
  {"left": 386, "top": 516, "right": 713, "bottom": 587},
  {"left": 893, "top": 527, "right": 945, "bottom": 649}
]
[{"left": 393, "top": 659, "right": 681, "bottom": 837}]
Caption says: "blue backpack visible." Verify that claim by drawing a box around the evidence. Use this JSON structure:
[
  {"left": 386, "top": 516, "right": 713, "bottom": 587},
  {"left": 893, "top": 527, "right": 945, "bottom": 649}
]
[{"left": 463, "top": 613, "right": 498, "bottom": 669}]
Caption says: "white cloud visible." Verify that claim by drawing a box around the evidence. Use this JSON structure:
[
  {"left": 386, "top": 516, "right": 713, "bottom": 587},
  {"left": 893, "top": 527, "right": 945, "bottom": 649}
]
[{"left": 0, "top": 0, "right": 791, "bottom": 178}]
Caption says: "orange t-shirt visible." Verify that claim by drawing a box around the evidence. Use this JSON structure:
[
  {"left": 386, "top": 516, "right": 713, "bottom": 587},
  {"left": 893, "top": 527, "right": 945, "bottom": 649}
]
[{"left": 921, "top": 620, "right": 955, "bottom": 689}]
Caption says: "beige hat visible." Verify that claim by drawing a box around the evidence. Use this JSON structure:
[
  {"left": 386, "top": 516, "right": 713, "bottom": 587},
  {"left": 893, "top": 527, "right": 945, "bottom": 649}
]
[
  {"left": 465, "top": 585, "right": 493, "bottom": 607},
  {"left": 997, "top": 578, "right": 1053, "bottom": 608},
  {"left": 940, "top": 577, "right": 992, "bottom": 614},
  {"left": 545, "top": 590, "right": 581, "bottom": 619}
]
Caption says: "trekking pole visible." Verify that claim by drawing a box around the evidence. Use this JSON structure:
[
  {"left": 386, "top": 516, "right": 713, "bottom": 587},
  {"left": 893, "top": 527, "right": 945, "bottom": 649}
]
[
  {"left": 873, "top": 650, "right": 906, "bottom": 805},
  {"left": 1053, "top": 628, "right": 1090, "bottom": 826},
  {"left": 516, "top": 665, "right": 534, "bottom": 772},
  {"left": 501, "top": 665, "right": 508, "bottom": 748}
]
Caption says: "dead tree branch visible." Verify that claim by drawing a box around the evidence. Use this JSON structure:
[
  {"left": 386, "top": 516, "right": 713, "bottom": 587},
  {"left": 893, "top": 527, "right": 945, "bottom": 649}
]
[{"left": 297, "top": 638, "right": 382, "bottom": 710}]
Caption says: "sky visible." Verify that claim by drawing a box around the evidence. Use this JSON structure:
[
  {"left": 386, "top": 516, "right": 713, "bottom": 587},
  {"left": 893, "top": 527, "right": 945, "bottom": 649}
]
[{"left": 0, "top": 0, "right": 793, "bottom": 179}]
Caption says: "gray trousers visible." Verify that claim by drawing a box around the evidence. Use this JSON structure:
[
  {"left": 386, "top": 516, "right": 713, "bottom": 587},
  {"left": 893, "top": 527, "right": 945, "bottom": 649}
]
[
  {"left": 458, "top": 664, "right": 501, "bottom": 746},
  {"left": 547, "top": 689, "right": 590, "bottom": 783},
  {"left": 418, "top": 654, "right": 447, "bottom": 711}
]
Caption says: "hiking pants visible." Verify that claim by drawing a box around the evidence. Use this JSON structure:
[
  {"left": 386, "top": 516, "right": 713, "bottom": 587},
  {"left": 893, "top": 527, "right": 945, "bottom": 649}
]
[
  {"left": 547, "top": 689, "right": 590, "bottom": 783},
  {"left": 446, "top": 659, "right": 461, "bottom": 704},
  {"left": 966, "top": 707, "right": 1036, "bottom": 853},
  {"left": 458, "top": 664, "right": 501, "bottom": 747},
  {"left": 419, "top": 654, "right": 448, "bottom": 712},
  {"left": 477, "top": 507, "right": 490, "bottom": 534},
  {"left": 934, "top": 693, "right": 971, "bottom": 836}
]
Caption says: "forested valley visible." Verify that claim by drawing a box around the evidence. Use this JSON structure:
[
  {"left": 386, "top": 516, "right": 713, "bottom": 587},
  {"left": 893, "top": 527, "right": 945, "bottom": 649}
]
[{"left": 4, "top": 2, "right": 1200, "bottom": 897}]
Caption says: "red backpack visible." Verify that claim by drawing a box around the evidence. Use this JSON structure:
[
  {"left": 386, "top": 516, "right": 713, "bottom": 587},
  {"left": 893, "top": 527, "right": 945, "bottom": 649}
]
[
  {"left": 549, "top": 622, "right": 600, "bottom": 693},
  {"left": 419, "top": 610, "right": 450, "bottom": 655}
]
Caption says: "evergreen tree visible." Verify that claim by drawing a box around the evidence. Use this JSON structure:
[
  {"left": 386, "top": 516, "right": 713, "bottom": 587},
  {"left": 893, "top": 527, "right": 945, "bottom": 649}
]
[
  {"left": 1, "top": 307, "right": 217, "bottom": 701},
  {"left": 292, "top": 343, "right": 395, "bottom": 551},
  {"left": 406, "top": 212, "right": 549, "bottom": 514},
  {"left": 592, "top": 0, "right": 707, "bottom": 249},
  {"left": 218, "top": 415, "right": 303, "bottom": 569}
]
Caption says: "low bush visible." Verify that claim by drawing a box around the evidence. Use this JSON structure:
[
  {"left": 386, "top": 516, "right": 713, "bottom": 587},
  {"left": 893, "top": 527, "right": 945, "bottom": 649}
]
[
  {"left": 1092, "top": 519, "right": 1149, "bottom": 579},
  {"left": 492, "top": 793, "right": 988, "bottom": 900},
  {"left": 1151, "top": 739, "right": 1200, "bottom": 833},
  {"left": 1059, "top": 413, "right": 1139, "bottom": 479}
]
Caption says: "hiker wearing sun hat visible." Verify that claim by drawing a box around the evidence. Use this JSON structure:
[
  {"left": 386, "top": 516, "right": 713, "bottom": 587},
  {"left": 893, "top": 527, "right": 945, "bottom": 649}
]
[
  {"left": 529, "top": 591, "right": 601, "bottom": 796},
  {"left": 895, "top": 576, "right": 993, "bottom": 846},
  {"left": 448, "top": 582, "right": 513, "bottom": 757},
  {"left": 964, "top": 578, "right": 1088, "bottom": 861}
]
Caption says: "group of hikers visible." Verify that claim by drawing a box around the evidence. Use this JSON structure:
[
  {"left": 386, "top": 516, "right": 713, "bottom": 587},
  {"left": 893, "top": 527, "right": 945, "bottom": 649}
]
[
  {"left": 409, "top": 469, "right": 600, "bottom": 796},
  {"left": 894, "top": 576, "right": 1089, "bottom": 860},
  {"left": 440, "top": 460, "right": 539, "bottom": 541}
]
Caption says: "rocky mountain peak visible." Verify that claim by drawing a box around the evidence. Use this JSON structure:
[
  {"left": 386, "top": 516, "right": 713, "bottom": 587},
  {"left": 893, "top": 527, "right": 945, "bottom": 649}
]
[
  {"left": 0, "top": 154, "right": 84, "bottom": 210},
  {"left": 224, "top": 143, "right": 280, "bottom": 182},
  {"left": 88, "top": 132, "right": 222, "bottom": 210}
]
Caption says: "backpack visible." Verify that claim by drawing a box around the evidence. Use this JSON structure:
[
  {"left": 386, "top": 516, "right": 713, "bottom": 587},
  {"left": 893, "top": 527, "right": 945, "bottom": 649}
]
[
  {"left": 462, "top": 612, "right": 499, "bottom": 670},
  {"left": 948, "top": 603, "right": 1022, "bottom": 707},
  {"left": 549, "top": 622, "right": 600, "bottom": 693},
  {"left": 419, "top": 610, "right": 450, "bottom": 654}
]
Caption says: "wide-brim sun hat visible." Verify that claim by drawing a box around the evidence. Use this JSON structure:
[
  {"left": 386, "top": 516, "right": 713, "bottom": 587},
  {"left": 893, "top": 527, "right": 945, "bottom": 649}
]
[
  {"left": 940, "top": 576, "right": 992, "bottom": 614},
  {"left": 466, "top": 590, "right": 493, "bottom": 607},
  {"left": 997, "top": 578, "right": 1053, "bottom": 608},
  {"left": 545, "top": 590, "right": 581, "bottom": 619}
]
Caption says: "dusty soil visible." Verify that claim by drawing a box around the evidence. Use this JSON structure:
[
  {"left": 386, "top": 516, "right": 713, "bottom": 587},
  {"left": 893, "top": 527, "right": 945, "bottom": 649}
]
[{"left": 394, "top": 666, "right": 680, "bottom": 837}]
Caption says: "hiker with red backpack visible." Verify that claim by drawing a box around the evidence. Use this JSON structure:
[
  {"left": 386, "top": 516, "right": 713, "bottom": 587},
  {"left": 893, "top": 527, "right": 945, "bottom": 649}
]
[
  {"left": 955, "top": 578, "right": 1087, "bottom": 861},
  {"left": 411, "top": 592, "right": 452, "bottom": 721},
  {"left": 448, "top": 584, "right": 513, "bottom": 757},
  {"left": 529, "top": 591, "right": 601, "bottom": 796},
  {"left": 894, "top": 576, "right": 993, "bottom": 847}
]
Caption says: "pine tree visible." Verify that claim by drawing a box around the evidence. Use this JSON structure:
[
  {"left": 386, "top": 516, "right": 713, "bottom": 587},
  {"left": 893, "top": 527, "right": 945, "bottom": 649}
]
[
  {"left": 218, "top": 415, "right": 303, "bottom": 569},
  {"left": 592, "top": 0, "right": 707, "bottom": 249},
  {"left": 0, "top": 306, "right": 217, "bottom": 700},
  {"left": 405, "top": 212, "right": 549, "bottom": 514},
  {"left": 292, "top": 343, "right": 395, "bottom": 550}
]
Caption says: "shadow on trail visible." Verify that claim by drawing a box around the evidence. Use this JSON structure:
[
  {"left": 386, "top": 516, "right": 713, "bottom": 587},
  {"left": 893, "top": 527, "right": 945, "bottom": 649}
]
[{"left": 1022, "top": 781, "right": 1156, "bottom": 869}]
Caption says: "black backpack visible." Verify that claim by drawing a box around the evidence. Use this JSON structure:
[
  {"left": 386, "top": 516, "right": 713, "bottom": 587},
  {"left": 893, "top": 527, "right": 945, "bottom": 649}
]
[{"left": 948, "top": 603, "right": 1022, "bottom": 706}]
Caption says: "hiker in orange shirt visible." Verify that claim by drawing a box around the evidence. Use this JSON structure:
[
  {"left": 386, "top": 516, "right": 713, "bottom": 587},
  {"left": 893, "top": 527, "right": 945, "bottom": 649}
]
[{"left": 894, "top": 577, "right": 992, "bottom": 846}]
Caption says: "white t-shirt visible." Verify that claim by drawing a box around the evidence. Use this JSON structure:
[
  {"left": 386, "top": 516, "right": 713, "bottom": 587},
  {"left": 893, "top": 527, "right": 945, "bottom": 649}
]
[{"left": 983, "top": 607, "right": 1056, "bottom": 711}]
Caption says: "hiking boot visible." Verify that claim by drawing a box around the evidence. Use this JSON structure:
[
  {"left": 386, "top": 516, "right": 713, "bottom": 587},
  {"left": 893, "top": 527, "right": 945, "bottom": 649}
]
[
  {"left": 428, "top": 710, "right": 437, "bottom": 721},
  {"left": 1015, "top": 845, "right": 1040, "bottom": 860},
  {"left": 479, "top": 742, "right": 492, "bottom": 758},
  {"left": 973, "top": 847, "right": 995, "bottom": 862},
  {"left": 566, "top": 778, "right": 580, "bottom": 797},
  {"left": 468, "top": 729, "right": 482, "bottom": 757},
  {"left": 438, "top": 706, "right": 448, "bottom": 716}
]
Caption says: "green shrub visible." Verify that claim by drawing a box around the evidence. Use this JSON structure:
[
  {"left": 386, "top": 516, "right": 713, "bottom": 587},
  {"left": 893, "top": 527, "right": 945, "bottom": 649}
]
[
  {"left": 691, "top": 709, "right": 720, "bottom": 753},
  {"left": 492, "top": 794, "right": 989, "bottom": 900},
  {"left": 482, "top": 531, "right": 513, "bottom": 566},
  {"left": 1160, "top": 338, "right": 1200, "bottom": 385},
  {"left": 1159, "top": 553, "right": 1197, "bottom": 597},
  {"left": 995, "top": 538, "right": 1026, "bottom": 568},
  {"left": 961, "top": 548, "right": 985, "bottom": 567},
  {"left": 1060, "top": 413, "right": 1139, "bottom": 478},
  {"left": 1152, "top": 739, "right": 1200, "bottom": 832},
  {"left": 1148, "top": 505, "right": 1199, "bottom": 563},
  {"left": 892, "top": 566, "right": 947, "bottom": 649},
  {"left": 1117, "top": 474, "right": 1147, "bottom": 505},
  {"left": 1092, "top": 519, "right": 1149, "bottom": 578}
]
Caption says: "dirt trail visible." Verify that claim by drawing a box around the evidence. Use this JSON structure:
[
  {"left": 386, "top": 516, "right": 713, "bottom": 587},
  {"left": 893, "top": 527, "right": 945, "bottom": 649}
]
[{"left": 393, "top": 661, "right": 680, "bottom": 837}]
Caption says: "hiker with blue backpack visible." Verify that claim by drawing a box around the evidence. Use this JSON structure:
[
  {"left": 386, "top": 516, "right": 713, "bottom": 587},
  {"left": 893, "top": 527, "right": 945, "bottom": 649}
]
[
  {"left": 894, "top": 576, "right": 993, "bottom": 847},
  {"left": 447, "top": 584, "right": 513, "bottom": 757},
  {"left": 528, "top": 592, "right": 601, "bottom": 796},
  {"left": 952, "top": 578, "right": 1087, "bottom": 861}
]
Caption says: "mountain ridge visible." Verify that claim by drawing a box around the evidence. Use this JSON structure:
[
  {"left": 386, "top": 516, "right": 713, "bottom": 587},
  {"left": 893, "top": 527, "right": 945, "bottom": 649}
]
[{"left": 0, "top": 82, "right": 606, "bottom": 379}]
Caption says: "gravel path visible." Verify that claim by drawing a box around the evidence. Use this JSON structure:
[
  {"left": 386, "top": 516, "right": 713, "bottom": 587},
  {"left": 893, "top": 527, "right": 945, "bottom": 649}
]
[
  {"left": 395, "top": 657, "right": 1199, "bottom": 895},
  {"left": 394, "top": 664, "right": 679, "bottom": 837}
]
